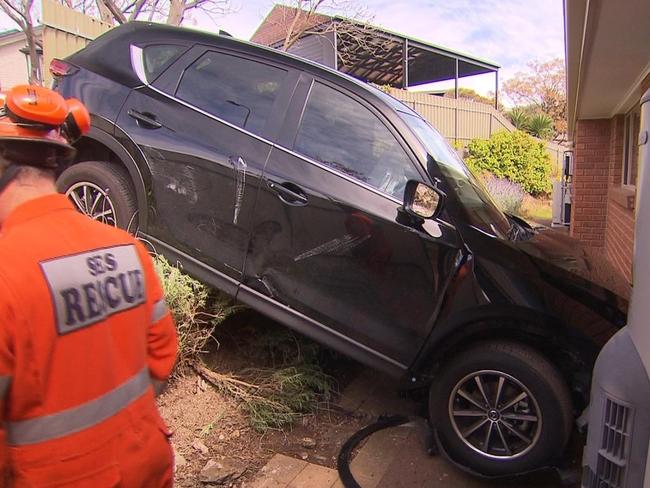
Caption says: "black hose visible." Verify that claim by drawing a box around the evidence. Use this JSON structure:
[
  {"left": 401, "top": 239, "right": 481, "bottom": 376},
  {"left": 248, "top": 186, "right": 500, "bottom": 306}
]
[{"left": 336, "top": 415, "right": 411, "bottom": 488}]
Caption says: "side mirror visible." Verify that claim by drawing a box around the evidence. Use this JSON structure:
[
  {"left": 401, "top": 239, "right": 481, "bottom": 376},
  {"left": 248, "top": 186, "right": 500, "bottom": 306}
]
[{"left": 404, "top": 180, "right": 445, "bottom": 219}]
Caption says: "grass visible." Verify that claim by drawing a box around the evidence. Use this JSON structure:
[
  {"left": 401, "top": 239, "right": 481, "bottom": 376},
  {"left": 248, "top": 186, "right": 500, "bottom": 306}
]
[
  {"left": 153, "top": 256, "right": 336, "bottom": 432},
  {"left": 194, "top": 360, "right": 334, "bottom": 432},
  {"left": 519, "top": 195, "right": 552, "bottom": 225},
  {"left": 153, "top": 255, "right": 239, "bottom": 374}
]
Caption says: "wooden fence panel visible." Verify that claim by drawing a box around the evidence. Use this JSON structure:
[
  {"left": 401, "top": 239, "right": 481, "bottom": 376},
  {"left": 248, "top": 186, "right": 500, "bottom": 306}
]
[
  {"left": 387, "top": 87, "right": 564, "bottom": 173},
  {"left": 42, "top": 0, "right": 112, "bottom": 86}
]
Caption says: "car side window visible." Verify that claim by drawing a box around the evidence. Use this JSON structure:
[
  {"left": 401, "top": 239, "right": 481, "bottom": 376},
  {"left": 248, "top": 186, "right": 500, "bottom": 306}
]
[
  {"left": 143, "top": 44, "right": 186, "bottom": 81},
  {"left": 176, "top": 51, "right": 287, "bottom": 134},
  {"left": 294, "top": 82, "right": 420, "bottom": 199}
]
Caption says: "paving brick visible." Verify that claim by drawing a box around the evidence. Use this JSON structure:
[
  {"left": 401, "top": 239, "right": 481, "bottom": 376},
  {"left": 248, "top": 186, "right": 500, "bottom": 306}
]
[
  {"left": 286, "top": 463, "right": 339, "bottom": 488},
  {"left": 250, "top": 454, "right": 308, "bottom": 487}
]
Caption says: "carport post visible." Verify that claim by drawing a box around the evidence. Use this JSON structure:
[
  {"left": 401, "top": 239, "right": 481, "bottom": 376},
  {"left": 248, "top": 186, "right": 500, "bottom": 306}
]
[
  {"left": 495, "top": 69, "right": 499, "bottom": 109},
  {"left": 454, "top": 58, "right": 459, "bottom": 99},
  {"left": 402, "top": 39, "right": 409, "bottom": 89}
]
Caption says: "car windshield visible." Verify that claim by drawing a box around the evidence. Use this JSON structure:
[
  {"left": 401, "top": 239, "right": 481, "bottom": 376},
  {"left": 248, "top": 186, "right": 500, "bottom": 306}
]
[{"left": 398, "top": 111, "right": 512, "bottom": 238}]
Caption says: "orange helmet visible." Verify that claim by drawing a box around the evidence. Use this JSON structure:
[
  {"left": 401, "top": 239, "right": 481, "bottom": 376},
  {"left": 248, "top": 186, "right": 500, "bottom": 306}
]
[{"left": 0, "top": 85, "right": 90, "bottom": 168}]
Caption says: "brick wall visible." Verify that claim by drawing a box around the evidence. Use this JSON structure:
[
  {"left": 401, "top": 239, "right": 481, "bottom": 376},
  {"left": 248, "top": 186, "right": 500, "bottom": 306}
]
[
  {"left": 570, "top": 119, "right": 611, "bottom": 247},
  {"left": 571, "top": 73, "right": 650, "bottom": 284},
  {"left": 605, "top": 200, "right": 634, "bottom": 282},
  {"left": 603, "top": 114, "right": 634, "bottom": 282}
]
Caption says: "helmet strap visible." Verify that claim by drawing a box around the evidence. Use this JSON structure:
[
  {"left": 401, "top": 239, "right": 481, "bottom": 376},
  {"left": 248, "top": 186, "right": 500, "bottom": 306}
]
[{"left": 0, "top": 164, "right": 21, "bottom": 195}]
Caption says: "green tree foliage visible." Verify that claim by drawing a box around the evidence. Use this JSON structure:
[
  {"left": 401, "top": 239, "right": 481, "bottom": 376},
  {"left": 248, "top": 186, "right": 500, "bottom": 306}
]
[
  {"left": 465, "top": 130, "right": 552, "bottom": 196},
  {"left": 502, "top": 58, "right": 566, "bottom": 139},
  {"left": 507, "top": 107, "right": 530, "bottom": 130},
  {"left": 153, "top": 255, "right": 237, "bottom": 374},
  {"left": 527, "top": 112, "right": 554, "bottom": 140},
  {"left": 444, "top": 87, "right": 495, "bottom": 106},
  {"left": 507, "top": 107, "right": 554, "bottom": 140}
]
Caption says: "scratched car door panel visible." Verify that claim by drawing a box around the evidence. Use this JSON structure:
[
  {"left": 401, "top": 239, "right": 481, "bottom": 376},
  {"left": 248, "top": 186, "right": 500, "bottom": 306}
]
[
  {"left": 242, "top": 82, "right": 462, "bottom": 365},
  {"left": 116, "top": 48, "right": 296, "bottom": 281}
]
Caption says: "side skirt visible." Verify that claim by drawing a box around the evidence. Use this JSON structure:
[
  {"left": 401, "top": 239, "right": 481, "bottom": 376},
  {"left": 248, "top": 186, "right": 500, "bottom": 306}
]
[{"left": 141, "top": 234, "right": 407, "bottom": 378}]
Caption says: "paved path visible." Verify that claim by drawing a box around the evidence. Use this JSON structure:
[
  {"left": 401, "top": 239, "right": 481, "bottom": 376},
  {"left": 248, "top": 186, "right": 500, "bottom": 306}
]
[{"left": 248, "top": 368, "right": 570, "bottom": 488}]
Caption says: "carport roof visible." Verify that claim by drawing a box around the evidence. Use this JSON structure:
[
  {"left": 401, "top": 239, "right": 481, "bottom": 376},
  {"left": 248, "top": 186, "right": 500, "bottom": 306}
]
[{"left": 251, "top": 5, "right": 500, "bottom": 88}]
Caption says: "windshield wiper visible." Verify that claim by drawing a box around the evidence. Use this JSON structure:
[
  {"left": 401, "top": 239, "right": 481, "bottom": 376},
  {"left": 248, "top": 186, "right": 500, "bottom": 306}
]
[{"left": 506, "top": 214, "right": 535, "bottom": 241}]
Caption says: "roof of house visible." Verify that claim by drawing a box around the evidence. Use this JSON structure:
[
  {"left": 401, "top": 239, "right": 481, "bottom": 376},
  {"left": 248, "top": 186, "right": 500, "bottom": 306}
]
[
  {"left": 565, "top": 0, "right": 650, "bottom": 139},
  {"left": 0, "top": 29, "right": 24, "bottom": 46},
  {"left": 251, "top": 5, "right": 330, "bottom": 47},
  {"left": 251, "top": 4, "right": 499, "bottom": 88},
  {"left": 0, "top": 26, "right": 43, "bottom": 47}
]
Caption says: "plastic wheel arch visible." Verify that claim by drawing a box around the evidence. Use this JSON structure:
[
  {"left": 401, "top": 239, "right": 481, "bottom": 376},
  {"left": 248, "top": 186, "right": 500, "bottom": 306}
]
[{"left": 75, "top": 127, "right": 149, "bottom": 229}]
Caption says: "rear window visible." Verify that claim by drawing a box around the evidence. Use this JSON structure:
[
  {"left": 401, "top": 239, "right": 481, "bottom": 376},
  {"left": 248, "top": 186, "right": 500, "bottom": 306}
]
[
  {"left": 143, "top": 44, "right": 186, "bottom": 81},
  {"left": 176, "top": 51, "right": 287, "bottom": 133}
]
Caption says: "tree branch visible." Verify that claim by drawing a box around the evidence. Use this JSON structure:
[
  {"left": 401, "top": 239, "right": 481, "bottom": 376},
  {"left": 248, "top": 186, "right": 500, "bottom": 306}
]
[{"left": 100, "top": 0, "right": 126, "bottom": 23}]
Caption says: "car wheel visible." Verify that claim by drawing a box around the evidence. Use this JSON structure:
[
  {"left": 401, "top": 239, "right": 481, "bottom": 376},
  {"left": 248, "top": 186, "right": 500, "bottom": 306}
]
[
  {"left": 57, "top": 161, "right": 138, "bottom": 231},
  {"left": 429, "top": 341, "right": 572, "bottom": 476}
]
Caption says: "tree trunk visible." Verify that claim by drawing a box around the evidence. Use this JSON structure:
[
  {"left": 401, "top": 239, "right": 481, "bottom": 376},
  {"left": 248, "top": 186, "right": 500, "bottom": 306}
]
[
  {"left": 282, "top": 8, "right": 302, "bottom": 51},
  {"left": 95, "top": 0, "right": 114, "bottom": 23},
  {"left": 166, "top": 0, "right": 184, "bottom": 25},
  {"left": 22, "top": 0, "right": 40, "bottom": 85}
]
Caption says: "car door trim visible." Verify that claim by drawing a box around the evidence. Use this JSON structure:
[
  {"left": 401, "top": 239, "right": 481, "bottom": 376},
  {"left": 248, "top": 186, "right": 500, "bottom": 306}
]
[
  {"left": 134, "top": 47, "right": 455, "bottom": 229},
  {"left": 130, "top": 45, "right": 148, "bottom": 85},
  {"left": 141, "top": 234, "right": 408, "bottom": 376},
  {"left": 144, "top": 81, "right": 406, "bottom": 201},
  {"left": 236, "top": 284, "right": 408, "bottom": 376},
  {"left": 141, "top": 234, "right": 240, "bottom": 297}
]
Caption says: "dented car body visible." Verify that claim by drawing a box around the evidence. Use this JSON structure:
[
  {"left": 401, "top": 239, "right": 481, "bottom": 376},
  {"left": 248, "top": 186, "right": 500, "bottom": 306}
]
[{"left": 53, "top": 22, "right": 627, "bottom": 475}]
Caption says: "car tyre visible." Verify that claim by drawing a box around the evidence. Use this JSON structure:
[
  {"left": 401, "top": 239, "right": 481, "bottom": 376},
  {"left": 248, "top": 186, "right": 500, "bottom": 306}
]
[
  {"left": 57, "top": 161, "right": 138, "bottom": 231},
  {"left": 429, "top": 341, "right": 572, "bottom": 476}
]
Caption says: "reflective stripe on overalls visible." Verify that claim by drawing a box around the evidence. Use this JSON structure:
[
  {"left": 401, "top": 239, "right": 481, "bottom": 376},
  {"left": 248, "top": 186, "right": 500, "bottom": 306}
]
[{"left": 5, "top": 368, "right": 151, "bottom": 446}]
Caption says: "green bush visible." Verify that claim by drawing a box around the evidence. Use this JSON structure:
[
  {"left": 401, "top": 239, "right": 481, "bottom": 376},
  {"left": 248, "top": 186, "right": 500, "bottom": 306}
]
[
  {"left": 465, "top": 130, "right": 552, "bottom": 196},
  {"left": 153, "top": 255, "right": 237, "bottom": 374},
  {"left": 527, "top": 113, "right": 554, "bottom": 140}
]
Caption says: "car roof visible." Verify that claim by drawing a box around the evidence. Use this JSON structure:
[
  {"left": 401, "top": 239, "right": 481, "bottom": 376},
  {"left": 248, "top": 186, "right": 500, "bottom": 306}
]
[{"left": 67, "top": 21, "right": 421, "bottom": 118}]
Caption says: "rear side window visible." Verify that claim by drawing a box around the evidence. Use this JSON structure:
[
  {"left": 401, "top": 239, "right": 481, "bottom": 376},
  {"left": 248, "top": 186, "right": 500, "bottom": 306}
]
[
  {"left": 295, "top": 82, "right": 420, "bottom": 199},
  {"left": 176, "top": 51, "right": 287, "bottom": 133},
  {"left": 143, "top": 44, "right": 186, "bottom": 81}
]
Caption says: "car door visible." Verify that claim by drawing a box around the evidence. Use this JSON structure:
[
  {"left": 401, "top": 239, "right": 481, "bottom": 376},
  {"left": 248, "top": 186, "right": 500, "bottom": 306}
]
[
  {"left": 241, "top": 78, "right": 463, "bottom": 367},
  {"left": 117, "top": 45, "right": 297, "bottom": 292}
]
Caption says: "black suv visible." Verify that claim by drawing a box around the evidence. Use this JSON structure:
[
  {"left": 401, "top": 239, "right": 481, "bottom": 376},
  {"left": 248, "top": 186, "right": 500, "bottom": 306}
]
[{"left": 52, "top": 22, "right": 626, "bottom": 476}]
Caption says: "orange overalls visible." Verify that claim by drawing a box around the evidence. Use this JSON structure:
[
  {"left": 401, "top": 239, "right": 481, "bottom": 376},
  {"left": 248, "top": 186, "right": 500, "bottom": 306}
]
[{"left": 0, "top": 193, "right": 178, "bottom": 487}]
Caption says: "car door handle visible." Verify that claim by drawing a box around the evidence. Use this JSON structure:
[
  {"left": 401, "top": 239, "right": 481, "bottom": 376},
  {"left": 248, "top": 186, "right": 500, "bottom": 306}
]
[
  {"left": 127, "top": 109, "right": 162, "bottom": 129},
  {"left": 267, "top": 180, "right": 308, "bottom": 206}
]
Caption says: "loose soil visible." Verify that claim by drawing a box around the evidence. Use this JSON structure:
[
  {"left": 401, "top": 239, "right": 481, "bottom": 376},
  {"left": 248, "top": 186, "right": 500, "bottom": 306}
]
[{"left": 157, "top": 310, "right": 367, "bottom": 486}]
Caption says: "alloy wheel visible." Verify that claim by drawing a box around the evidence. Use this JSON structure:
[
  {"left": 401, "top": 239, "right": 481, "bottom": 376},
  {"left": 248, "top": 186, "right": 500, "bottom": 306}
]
[
  {"left": 448, "top": 370, "right": 542, "bottom": 459},
  {"left": 66, "top": 182, "right": 118, "bottom": 227}
]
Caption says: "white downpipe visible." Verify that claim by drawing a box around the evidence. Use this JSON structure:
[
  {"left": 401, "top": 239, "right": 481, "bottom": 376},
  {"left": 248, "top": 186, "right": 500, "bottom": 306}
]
[{"left": 628, "top": 89, "right": 650, "bottom": 373}]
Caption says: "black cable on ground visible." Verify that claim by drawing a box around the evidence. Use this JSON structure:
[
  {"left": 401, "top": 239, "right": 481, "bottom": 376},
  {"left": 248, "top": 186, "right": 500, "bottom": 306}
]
[{"left": 336, "top": 415, "right": 411, "bottom": 488}]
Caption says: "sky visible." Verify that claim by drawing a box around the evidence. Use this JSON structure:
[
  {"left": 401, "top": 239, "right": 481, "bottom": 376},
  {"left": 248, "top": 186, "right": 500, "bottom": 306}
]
[{"left": 0, "top": 0, "right": 565, "bottom": 98}]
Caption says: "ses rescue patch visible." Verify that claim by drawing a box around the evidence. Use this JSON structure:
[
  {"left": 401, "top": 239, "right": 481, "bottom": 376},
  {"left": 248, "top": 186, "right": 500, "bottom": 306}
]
[{"left": 40, "top": 244, "right": 146, "bottom": 335}]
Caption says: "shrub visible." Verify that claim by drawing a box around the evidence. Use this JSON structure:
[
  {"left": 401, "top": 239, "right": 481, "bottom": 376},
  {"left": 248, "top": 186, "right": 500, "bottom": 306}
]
[
  {"left": 527, "top": 113, "right": 554, "bottom": 140},
  {"left": 507, "top": 107, "right": 530, "bottom": 130},
  {"left": 195, "top": 326, "right": 335, "bottom": 432},
  {"left": 480, "top": 173, "right": 525, "bottom": 215},
  {"left": 153, "top": 255, "right": 236, "bottom": 374},
  {"left": 465, "top": 130, "right": 552, "bottom": 195}
]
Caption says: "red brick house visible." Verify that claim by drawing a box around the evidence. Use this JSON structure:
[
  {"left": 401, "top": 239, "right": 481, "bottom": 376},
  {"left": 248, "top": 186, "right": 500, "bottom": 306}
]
[{"left": 564, "top": 0, "right": 650, "bottom": 283}]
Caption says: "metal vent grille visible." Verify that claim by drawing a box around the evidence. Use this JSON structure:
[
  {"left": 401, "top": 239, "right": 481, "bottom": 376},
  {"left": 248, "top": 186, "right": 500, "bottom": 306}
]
[
  {"left": 601, "top": 398, "right": 630, "bottom": 460},
  {"left": 582, "top": 398, "right": 632, "bottom": 488}
]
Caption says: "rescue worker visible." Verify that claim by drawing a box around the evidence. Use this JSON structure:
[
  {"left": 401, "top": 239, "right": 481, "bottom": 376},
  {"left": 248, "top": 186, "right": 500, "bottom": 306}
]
[{"left": 0, "top": 85, "right": 177, "bottom": 486}]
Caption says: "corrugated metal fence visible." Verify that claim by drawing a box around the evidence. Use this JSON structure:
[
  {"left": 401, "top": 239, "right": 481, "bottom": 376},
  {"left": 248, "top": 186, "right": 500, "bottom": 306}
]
[
  {"left": 388, "top": 87, "right": 566, "bottom": 174},
  {"left": 41, "top": 0, "right": 112, "bottom": 87},
  {"left": 387, "top": 88, "right": 515, "bottom": 144}
]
